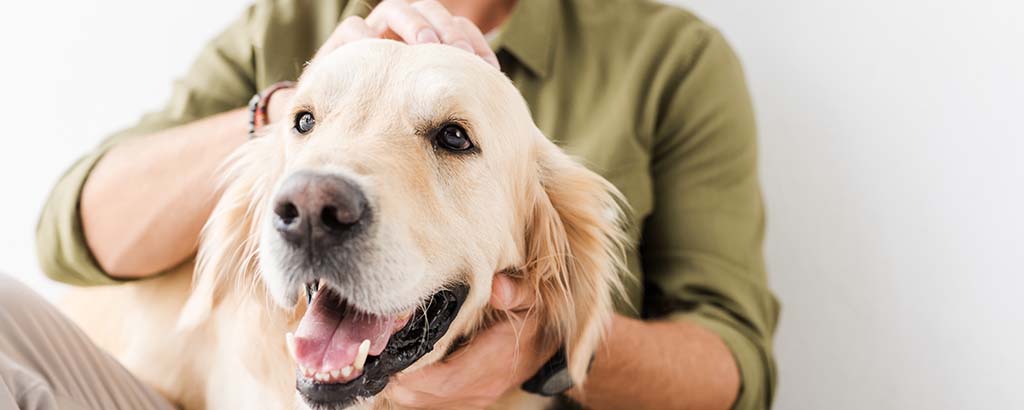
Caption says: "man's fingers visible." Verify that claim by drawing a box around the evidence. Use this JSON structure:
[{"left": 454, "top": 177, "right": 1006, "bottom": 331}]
[
  {"left": 313, "top": 16, "right": 376, "bottom": 61},
  {"left": 365, "top": 0, "right": 441, "bottom": 45},
  {"left": 316, "top": 1, "right": 499, "bottom": 70},
  {"left": 388, "top": 319, "right": 542, "bottom": 408},
  {"left": 410, "top": 0, "right": 473, "bottom": 53},
  {"left": 490, "top": 274, "right": 535, "bottom": 312},
  {"left": 453, "top": 16, "right": 500, "bottom": 69}
]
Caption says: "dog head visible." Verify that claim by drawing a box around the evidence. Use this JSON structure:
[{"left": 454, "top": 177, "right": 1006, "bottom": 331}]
[{"left": 182, "top": 40, "right": 627, "bottom": 409}]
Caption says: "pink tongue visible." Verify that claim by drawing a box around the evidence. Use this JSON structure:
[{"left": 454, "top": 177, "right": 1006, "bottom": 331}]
[{"left": 292, "top": 289, "right": 408, "bottom": 372}]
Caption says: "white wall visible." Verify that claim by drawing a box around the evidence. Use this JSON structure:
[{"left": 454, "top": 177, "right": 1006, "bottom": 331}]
[
  {"left": 0, "top": 0, "right": 251, "bottom": 298},
  {"left": 1, "top": 1, "right": 1021, "bottom": 409},
  {"left": 671, "top": 0, "right": 1024, "bottom": 408}
]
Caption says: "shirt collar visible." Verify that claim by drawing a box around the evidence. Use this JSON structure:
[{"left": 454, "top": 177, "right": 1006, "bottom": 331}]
[{"left": 492, "top": 0, "right": 558, "bottom": 78}]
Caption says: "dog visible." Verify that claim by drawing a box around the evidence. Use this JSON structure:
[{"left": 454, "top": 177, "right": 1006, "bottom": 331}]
[{"left": 63, "top": 39, "right": 628, "bottom": 410}]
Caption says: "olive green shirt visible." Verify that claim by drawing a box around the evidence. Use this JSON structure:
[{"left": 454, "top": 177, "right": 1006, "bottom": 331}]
[{"left": 36, "top": 0, "right": 779, "bottom": 408}]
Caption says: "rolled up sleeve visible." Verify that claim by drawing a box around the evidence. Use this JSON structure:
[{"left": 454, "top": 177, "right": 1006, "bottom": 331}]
[
  {"left": 640, "top": 26, "right": 780, "bottom": 409},
  {"left": 35, "top": 3, "right": 259, "bottom": 286}
]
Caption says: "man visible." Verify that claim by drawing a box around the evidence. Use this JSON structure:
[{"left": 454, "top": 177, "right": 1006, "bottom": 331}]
[{"left": 14, "top": 0, "right": 778, "bottom": 409}]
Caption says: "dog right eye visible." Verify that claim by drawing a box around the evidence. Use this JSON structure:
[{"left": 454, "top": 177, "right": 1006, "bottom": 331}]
[{"left": 294, "top": 111, "right": 316, "bottom": 134}]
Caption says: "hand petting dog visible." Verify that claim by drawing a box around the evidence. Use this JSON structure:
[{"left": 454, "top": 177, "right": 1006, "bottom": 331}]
[
  {"left": 316, "top": 0, "right": 500, "bottom": 68},
  {"left": 268, "top": 0, "right": 500, "bottom": 124},
  {"left": 388, "top": 274, "right": 552, "bottom": 410}
]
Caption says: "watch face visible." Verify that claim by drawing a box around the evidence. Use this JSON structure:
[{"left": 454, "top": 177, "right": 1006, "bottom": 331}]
[{"left": 540, "top": 368, "right": 574, "bottom": 396}]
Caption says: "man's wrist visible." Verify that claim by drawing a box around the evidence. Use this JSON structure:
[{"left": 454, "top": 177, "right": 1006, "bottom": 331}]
[
  {"left": 248, "top": 81, "right": 296, "bottom": 138},
  {"left": 265, "top": 87, "right": 296, "bottom": 125}
]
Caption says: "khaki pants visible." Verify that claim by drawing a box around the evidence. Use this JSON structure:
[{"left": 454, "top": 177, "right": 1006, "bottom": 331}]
[{"left": 0, "top": 273, "right": 173, "bottom": 410}]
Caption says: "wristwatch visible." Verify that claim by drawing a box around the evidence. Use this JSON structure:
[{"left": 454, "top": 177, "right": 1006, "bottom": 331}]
[{"left": 521, "top": 348, "right": 574, "bottom": 396}]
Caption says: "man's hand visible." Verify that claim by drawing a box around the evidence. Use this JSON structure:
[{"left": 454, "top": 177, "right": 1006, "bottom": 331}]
[
  {"left": 387, "top": 275, "right": 554, "bottom": 410},
  {"left": 315, "top": 0, "right": 499, "bottom": 67},
  {"left": 386, "top": 275, "right": 741, "bottom": 410},
  {"left": 267, "top": 0, "right": 500, "bottom": 124}
]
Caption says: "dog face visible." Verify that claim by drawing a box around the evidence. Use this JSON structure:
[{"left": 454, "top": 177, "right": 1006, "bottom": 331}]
[
  {"left": 262, "top": 40, "right": 532, "bottom": 315},
  {"left": 183, "top": 40, "right": 626, "bottom": 409}
]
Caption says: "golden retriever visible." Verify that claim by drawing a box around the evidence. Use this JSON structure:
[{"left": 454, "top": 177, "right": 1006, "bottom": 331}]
[{"left": 63, "top": 39, "right": 627, "bottom": 410}]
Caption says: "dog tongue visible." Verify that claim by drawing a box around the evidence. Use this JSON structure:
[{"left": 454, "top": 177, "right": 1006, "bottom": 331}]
[{"left": 292, "top": 288, "right": 408, "bottom": 374}]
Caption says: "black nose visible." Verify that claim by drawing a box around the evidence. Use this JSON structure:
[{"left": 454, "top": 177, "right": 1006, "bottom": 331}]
[{"left": 272, "top": 171, "right": 368, "bottom": 248}]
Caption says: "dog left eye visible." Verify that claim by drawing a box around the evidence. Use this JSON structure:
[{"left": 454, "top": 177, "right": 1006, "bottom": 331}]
[{"left": 435, "top": 124, "right": 473, "bottom": 152}]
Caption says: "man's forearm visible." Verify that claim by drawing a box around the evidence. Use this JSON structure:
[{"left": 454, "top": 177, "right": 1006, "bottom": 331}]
[
  {"left": 80, "top": 108, "right": 249, "bottom": 278},
  {"left": 570, "top": 314, "right": 740, "bottom": 410}
]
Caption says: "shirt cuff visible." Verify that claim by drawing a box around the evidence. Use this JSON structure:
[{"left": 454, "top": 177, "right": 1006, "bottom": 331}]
[
  {"left": 668, "top": 307, "right": 776, "bottom": 410},
  {"left": 35, "top": 146, "right": 127, "bottom": 286}
]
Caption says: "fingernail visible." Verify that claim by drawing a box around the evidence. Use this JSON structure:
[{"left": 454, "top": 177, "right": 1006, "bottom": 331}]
[
  {"left": 452, "top": 41, "right": 474, "bottom": 53},
  {"left": 416, "top": 29, "right": 440, "bottom": 44}
]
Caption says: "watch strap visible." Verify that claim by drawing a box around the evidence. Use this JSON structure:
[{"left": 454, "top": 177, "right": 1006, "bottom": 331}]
[{"left": 521, "top": 348, "right": 573, "bottom": 397}]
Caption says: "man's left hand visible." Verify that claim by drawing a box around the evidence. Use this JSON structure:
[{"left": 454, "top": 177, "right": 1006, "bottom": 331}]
[{"left": 387, "top": 274, "right": 553, "bottom": 410}]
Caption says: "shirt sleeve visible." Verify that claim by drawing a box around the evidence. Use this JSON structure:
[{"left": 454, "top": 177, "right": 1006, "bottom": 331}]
[
  {"left": 639, "top": 25, "right": 780, "bottom": 409},
  {"left": 35, "top": 4, "right": 259, "bottom": 286}
]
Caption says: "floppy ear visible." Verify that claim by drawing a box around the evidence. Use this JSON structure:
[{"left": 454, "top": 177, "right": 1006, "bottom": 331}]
[
  {"left": 524, "top": 140, "right": 629, "bottom": 388},
  {"left": 176, "top": 132, "right": 285, "bottom": 330}
]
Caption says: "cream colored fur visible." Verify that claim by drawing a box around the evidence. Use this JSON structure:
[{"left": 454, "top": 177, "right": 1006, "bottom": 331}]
[{"left": 63, "top": 40, "right": 627, "bottom": 410}]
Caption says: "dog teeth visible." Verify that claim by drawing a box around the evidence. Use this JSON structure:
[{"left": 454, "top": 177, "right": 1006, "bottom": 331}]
[
  {"left": 299, "top": 363, "right": 361, "bottom": 383},
  {"left": 289, "top": 335, "right": 371, "bottom": 383},
  {"left": 354, "top": 339, "right": 370, "bottom": 371}
]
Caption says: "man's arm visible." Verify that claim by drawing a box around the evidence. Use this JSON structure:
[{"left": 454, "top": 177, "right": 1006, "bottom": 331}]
[
  {"left": 80, "top": 110, "right": 248, "bottom": 278},
  {"left": 632, "top": 22, "right": 779, "bottom": 409},
  {"left": 569, "top": 314, "right": 739, "bottom": 410},
  {"left": 36, "top": 4, "right": 260, "bottom": 283}
]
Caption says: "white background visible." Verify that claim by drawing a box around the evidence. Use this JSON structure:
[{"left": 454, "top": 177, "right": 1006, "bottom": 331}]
[{"left": 1, "top": 1, "right": 1021, "bottom": 409}]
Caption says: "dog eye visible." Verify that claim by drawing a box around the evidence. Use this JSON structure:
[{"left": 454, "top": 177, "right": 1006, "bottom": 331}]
[
  {"left": 435, "top": 124, "right": 473, "bottom": 152},
  {"left": 294, "top": 111, "right": 315, "bottom": 134}
]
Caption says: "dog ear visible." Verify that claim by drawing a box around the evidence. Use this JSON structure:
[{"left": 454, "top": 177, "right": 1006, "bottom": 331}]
[
  {"left": 524, "top": 140, "right": 629, "bottom": 389},
  {"left": 177, "top": 132, "right": 285, "bottom": 330}
]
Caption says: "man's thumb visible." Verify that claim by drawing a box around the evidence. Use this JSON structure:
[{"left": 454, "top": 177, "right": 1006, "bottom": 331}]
[{"left": 489, "top": 274, "right": 535, "bottom": 312}]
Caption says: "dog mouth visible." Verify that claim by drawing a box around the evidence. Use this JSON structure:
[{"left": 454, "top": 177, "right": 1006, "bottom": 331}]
[{"left": 287, "top": 281, "right": 469, "bottom": 408}]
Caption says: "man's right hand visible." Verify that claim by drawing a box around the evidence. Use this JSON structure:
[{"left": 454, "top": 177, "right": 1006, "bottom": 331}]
[
  {"left": 267, "top": 0, "right": 499, "bottom": 124},
  {"left": 314, "top": 0, "right": 499, "bottom": 68}
]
